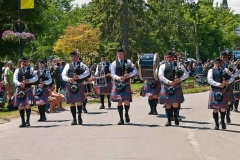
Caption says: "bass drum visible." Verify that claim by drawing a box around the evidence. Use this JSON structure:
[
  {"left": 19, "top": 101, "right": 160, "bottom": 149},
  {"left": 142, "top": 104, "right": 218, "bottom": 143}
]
[{"left": 138, "top": 53, "right": 160, "bottom": 81}]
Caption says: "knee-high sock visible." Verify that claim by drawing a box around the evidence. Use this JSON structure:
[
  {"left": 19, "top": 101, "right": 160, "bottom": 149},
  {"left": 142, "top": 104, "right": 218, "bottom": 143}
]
[
  {"left": 153, "top": 98, "right": 158, "bottom": 111},
  {"left": 213, "top": 112, "right": 219, "bottom": 125},
  {"left": 124, "top": 104, "right": 130, "bottom": 114},
  {"left": 107, "top": 95, "right": 110, "bottom": 103},
  {"left": 77, "top": 105, "right": 82, "bottom": 115},
  {"left": 148, "top": 99, "right": 153, "bottom": 111},
  {"left": 118, "top": 105, "right": 123, "bottom": 120},
  {"left": 173, "top": 107, "right": 178, "bottom": 118},
  {"left": 70, "top": 106, "right": 77, "bottom": 120},
  {"left": 19, "top": 109, "right": 25, "bottom": 123},
  {"left": 166, "top": 108, "right": 173, "bottom": 123},
  {"left": 41, "top": 105, "right": 46, "bottom": 117},
  {"left": 100, "top": 95, "right": 104, "bottom": 106},
  {"left": 234, "top": 100, "right": 239, "bottom": 110},
  {"left": 220, "top": 111, "right": 226, "bottom": 123},
  {"left": 26, "top": 108, "right": 31, "bottom": 122}
]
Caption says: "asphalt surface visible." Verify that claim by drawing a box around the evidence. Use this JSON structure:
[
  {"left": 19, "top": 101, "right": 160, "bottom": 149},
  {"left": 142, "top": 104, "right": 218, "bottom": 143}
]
[{"left": 1, "top": 91, "right": 240, "bottom": 160}]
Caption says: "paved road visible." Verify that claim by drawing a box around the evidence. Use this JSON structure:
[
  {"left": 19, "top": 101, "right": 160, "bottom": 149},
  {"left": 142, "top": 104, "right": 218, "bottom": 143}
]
[{"left": 1, "top": 92, "right": 240, "bottom": 160}]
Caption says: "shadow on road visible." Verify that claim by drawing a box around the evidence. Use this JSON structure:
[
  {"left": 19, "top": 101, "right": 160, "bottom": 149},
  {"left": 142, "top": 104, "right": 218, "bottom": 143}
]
[
  {"left": 86, "top": 112, "right": 107, "bottom": 115},
  {"left": 30, "top": 125, "right": 63, "bottom": 128},
  {"left": 181, "top": 120, "right": 210, "bottom": 125},
  {"left": 176, "top": 125, "right": 210, "bottom": 130},
  {"left": 157, "top": 114, "right": 186, "bottom": 120},
  {"left": 227, "top": 123, "right": 240, "bottom": 127},
  {"left": 222, "top": 129, "right": 240, "bottom": 134},
  {"left": 180, "top": 108, "right": 193, "bottom": 110},
  {"left": 82, "top": 124, "right": 113, "bottom": 127},
  {"left": 44, "top": 120, "right": 70, "bottom": 123},
  {"left": 127, "top": 123, "right": 160, "bottom": 127}
]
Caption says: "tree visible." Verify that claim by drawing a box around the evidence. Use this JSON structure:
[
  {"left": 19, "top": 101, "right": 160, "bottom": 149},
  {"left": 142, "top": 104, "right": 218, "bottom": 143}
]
[{"left": 54, "top": 24, "right": 100, "bottom": 62}]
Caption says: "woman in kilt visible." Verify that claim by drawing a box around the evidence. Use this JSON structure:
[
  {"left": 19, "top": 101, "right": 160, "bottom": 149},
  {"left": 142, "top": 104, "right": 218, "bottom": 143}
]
[
  {"left": 207, "top": 58, "right": 235, "bottom": 130},
  {"left": 95, "top": 54, "right": 112, "bottom": 109},
  {"left": 158, "top": 51, "right": 189, "bottom": 126},
  {"left": 110, "top": 47, "right": 137, "bottom": 125},
  {"left": 13, "top": 57, "right": 38, "bottom": 128},
  {"left": 33, "top": 60, "right": 52, "bottom": 122},
  {"left": 61, "top": 51, "right": 90, "bottom": 125}
]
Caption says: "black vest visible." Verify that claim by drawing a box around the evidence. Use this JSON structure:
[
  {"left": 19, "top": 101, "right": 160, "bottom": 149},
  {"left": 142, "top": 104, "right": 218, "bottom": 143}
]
[
  {"left": 211, "top": 68, "right": 223, "bottom": 89},
  {"left": 98, "top": 61, "right": 111, "bottom": 82},
  {"left": 67, "top": 62, "right": 84, "bottom": 82},
  {"left": 164, "top": 63, "right": 175, "bottom": 81},
  {"left": 115, "top": 60, "right": 125, "bottom": 77},
  {"left": 18, "top": 67, "right": 34, "bottom": 88},
  {"left": 36, "top": 70, "right": 49, "bottom": 87}
]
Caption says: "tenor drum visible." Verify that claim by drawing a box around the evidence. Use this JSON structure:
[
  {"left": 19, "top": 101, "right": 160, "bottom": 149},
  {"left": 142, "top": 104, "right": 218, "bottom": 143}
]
[
  {"left": 233, "top": 80, "right": 240, "bottom": 93},
  {"left": 138, "top": 53, "right": 160, "bottom": 80}
]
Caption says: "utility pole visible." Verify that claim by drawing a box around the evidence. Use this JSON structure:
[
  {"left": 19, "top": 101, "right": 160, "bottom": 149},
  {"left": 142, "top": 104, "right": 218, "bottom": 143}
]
[{"left": 122, "top": 0, "right": 130, "bottom": 59}]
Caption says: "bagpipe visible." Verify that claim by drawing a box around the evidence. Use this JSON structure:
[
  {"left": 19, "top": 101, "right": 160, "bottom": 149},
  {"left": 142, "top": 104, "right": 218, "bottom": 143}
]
[{"left": 35, "top": 70, "right": 49, "bottom": 97}]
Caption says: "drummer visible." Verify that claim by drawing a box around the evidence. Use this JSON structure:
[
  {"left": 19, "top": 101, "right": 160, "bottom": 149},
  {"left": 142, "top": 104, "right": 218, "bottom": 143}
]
[
  {"left": 95, "top": 54, "right": 112, "bottom": 109},
  {"left": 140, "top": 53, "right": 161, "bottom": 115}
]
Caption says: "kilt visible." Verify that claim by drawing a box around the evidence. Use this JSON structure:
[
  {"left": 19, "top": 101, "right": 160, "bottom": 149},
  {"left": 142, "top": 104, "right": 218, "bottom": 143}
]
[
  {"left": 226, "top": 84, "right": 235, "bottom": 103},
  {"left": 33, "top": 87, "right": 49, "bottom": 105},
  {"left": 14, "top": 87, "right": 35, "bottom": 107},
  {"left": 98, "top": 81, "right": 112, "bottom": 94},
  {"left": 159, "top": 85, "right": 184, "bottom": 104},
  {"left": 65, "top": 82, "right": 85, "bottom": 104},
  {"left": 140, "top": 81, "right": 160, "bottom": 97},
  {"left": 110, "top": 82, "right": 132, "bottom": 102},
  {"left": 208, "top": 88, "right": 228, "bottom": 109}
]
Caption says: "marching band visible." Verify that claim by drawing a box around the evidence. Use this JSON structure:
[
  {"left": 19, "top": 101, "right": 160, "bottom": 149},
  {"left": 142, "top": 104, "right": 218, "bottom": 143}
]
[{"left": 12, "top": 46, "right": 240, "bottom": 130}]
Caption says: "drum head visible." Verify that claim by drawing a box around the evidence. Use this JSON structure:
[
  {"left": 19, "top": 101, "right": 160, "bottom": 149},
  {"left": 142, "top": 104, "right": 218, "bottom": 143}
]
[{"left": 138, "top": 53, "right": 160, "bottom": 80}]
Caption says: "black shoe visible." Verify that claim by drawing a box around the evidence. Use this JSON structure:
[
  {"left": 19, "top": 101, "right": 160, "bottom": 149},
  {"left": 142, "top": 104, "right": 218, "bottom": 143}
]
[
  {"left": 82, "top": 107, "right": 88, "bottom": 113},
  {"left": 26, "top": 120, "right": 30, "bottom": 127},
  {"left": 221, "top": 121, "right": 226, "bottom": 130},
  {"left": 165, "top": 122, "right": 171, "bottom": 126},
  {"left": 99, "top": 105, "right": 105, "bottom": 109},
  {"left": 38, "top": 117, "right": 43, "bottom": 122},
  {"left": 71, "top": 120, "right": 77, "bottom": 125},
  {"left": 42, "top": 116, "right": 47, "bottom": 122},
  {"left": 234, "top": 108, "right": 238, "bottom": 112},
  {"left": 178, "top": 116, "right": 182, "bottom": 121},
  {"left": 214, "top": 125, "right": 219, "bottom": 130},
  {"left": 108, "top": 102, "right": 111, "bottom": 108},
  {"left": 174, "top": 118, "right": 179, "bottom": 125},
  {"left": 152, "top": 111, "right": 158, "bottom": 115},
  {"left": 19, "top": 123, "right": 27, "bottom": 128},
  {"left": 118, "top": 120, "right": 124, "bottom": 125},
  {"left": 226, "top": 117, "right": 231, "bottom": 123},
  {"left": 148, "top": 110, "right": 154, "bottom": 115},
  {"left": 78, "top": 116, "right": 83, "bottom": 125},
  {"left": 125, "top": 113, "right": 130, "bottom": 123}
]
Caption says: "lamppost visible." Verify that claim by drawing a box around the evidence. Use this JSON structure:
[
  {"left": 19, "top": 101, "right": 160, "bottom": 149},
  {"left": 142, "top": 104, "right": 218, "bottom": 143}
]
[{"left": 18, "top": 0, "right": 23, "bottom": 57}]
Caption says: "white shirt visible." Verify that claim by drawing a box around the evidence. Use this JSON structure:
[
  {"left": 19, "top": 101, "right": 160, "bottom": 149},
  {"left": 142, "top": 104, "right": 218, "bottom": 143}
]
[
  {"left": 13, "top": 67, "right": 38, "bottom": 86},
  {"left": 207, "top": 67, "right": 235, "bottom": 87},
  {"left": 111, "top": 59, "right": 137, "bottom": 81},
  {"left": 33, "top": 69, "right": 52, "bottom": 85},
  {"left": 61, "top": 62, "right": 90, "bottom": 82},
  {"left": 158, "top": 61, "right": 189, "bottom": 84},
  {"left": 95, "top": 61, "right": 111, "bottom": 75}
]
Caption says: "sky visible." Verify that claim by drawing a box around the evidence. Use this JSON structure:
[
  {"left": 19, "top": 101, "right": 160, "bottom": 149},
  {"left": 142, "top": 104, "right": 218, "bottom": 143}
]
[{"left": 73, "top": 0, "right": 240, "bottom": 14}]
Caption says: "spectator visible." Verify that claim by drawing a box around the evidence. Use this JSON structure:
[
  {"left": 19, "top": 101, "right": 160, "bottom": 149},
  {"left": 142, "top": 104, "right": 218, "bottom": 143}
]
[
  {"left": 195, "top": 62, "right": 203, "bottom": 75},
  {"left": 48, "top": 85, "right": 64, "bottom": 112},
  {"left": 4, "top": 60, "right": 15, "bottom": 103}
]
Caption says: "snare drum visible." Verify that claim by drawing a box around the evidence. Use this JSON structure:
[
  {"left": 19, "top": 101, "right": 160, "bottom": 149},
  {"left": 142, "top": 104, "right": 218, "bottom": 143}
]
[
  {"left": 94, "top": 76, "right": 107, "bottom": 87},
  {"left": 233, "top": 80, "right": 240, "bottom": 93},
  {"left": 138, "top": 53, "right": 160, "bottom": 81}
]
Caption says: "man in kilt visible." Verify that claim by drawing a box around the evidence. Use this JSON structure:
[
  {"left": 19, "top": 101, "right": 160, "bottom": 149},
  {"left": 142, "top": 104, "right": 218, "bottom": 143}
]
[
  {"left": 158, "top": 51, "right": 189, "bottom": 126},
  {"left": 33, "top": 60, "right": 52, "bottom": 122},
  {"left": 95, "top": 54, "right": 112, "bottom": 109},
  {"left": 110, "top": 47, "right": 137, "bottom": 125},
  {"left": 207, "top": 58, "right": 235, "bottom": 130},
  {"left": 220, "top": 51, "right": 235, "bottom": 123},
  {"left": 13, "top": 57, "right": 38, "bottom": 128},
  {"left": 62, "top": 51, "right": 90, "bottom": 125}
]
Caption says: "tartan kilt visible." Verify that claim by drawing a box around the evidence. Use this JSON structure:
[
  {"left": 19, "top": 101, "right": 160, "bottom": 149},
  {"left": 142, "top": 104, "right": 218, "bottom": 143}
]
[
  {"left": 14, "top": 87, "right": 35, "bottom": 107},
  {"left": 33, "top": 87, "right": 50, "bottom": 105},
  {"left": 208, "top": 88, "right": 228, "bottom": 109},
  {"left": 65, "top": 82, "right": 85, "bottom": 104},
  {"left": 98, "top": 81, "right": 112, "bottom": 94},
  {"left": 110, "top": 82, "right": 132, "bottom": 102},
  {"left": 226, "top": 84, "right": 235, "bottom": 103},
  {"left": 140, "top": 81, "right": 161, "bottom": 97},
  {"left": 159, "top": 85, "right": 184, "bottom": 104}
]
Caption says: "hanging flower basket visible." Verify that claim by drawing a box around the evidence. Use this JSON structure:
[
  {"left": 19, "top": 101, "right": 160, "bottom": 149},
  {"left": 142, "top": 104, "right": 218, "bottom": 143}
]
[
  {"left": 2, "top": 30, "right": 19, "bottom": 42},
  {"left": 18, "top": 32, "right": 35, "bottom": 42}
]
